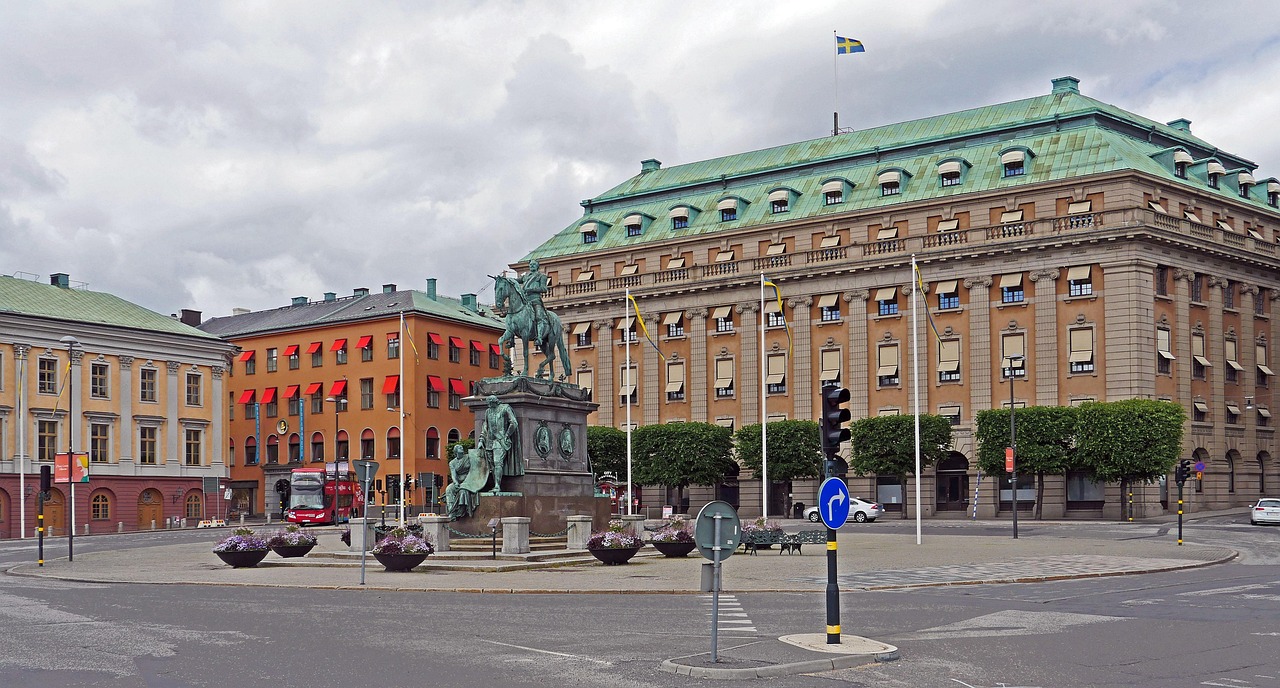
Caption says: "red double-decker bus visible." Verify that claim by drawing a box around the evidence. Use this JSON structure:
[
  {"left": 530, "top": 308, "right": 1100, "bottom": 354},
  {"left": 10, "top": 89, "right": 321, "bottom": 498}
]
[{"left": 286, "top": 462, "right": 364, "bottom": 525}]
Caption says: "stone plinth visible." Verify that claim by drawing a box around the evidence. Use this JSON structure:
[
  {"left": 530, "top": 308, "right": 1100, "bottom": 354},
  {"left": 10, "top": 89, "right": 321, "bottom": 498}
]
[
  {"left": 451, "top": 493, "right": 611, "bottom": 536},
  {"left": 347, "top": 517, "right": 378, "bottom": 552},
  {"left": 417, "top": 514, "right": 450, "bottom": 552},
  {"left": 566, "top": 515, "right": 593, "bottom": 550},
  {"left": 502, "top": 517, "right": 531, "bottom": 554}
]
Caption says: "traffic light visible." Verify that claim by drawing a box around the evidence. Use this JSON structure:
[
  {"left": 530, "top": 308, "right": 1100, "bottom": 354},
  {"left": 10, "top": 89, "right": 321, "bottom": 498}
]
[
  {"left": 821, "top": 386, "right": 851, "bottom": 479},
  {"left": 404, "top": 476, "right": 414, "bottom": 491},
  {"left": 1175, "top": 459, "right": 1192, "bottom": 485},
  {"left": 39, "top": 465, "right": 52, "bottom": 494}
]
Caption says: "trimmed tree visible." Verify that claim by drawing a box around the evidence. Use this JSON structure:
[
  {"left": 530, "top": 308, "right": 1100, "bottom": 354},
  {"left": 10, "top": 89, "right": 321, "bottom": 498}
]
[
  {"left": 586, "top": 425, "right": 627, "bottom": 478},
  {"left": 1075, "top": 399, "right": 1186, "bottom": 520},
  {"left": 632, "top": 422, "right": 736, "bottom": 512},
  {"left": 974, "top": 406, "right": 1079, "bottom": 519},
  {"left": 847, "top": 414, "right": 952, "bottom": 519},
  {"left": 734, "top": 420, "right": 822, "bottom": 481}
]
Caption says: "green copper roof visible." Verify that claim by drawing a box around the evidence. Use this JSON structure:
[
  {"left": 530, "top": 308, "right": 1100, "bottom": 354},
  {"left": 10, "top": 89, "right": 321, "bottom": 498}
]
[
  {"left": 523, "top": 79, "right": 1268, "bottom": 263},
  {"left": 0, "top": 275, "right": 222, "bottom": 339}
]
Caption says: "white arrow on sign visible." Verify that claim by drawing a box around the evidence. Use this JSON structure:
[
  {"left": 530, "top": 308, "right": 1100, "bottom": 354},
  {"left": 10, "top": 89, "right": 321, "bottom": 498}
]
[{"left": 826, "top": 490, "right": 846, "bottom": 522}]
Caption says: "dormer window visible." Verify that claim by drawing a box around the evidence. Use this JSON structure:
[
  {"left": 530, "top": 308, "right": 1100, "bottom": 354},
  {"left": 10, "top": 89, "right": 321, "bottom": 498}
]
[
  {"left": 1001, "top": 150, "right": 1026, "bottom": 177},
  {"left": 669, "top": 205, "right": 696, "bottom": 230},
  {"left": 717, "top": 198, "right": 742, "bottom": 222},
  {"left": 626, "top": 224, "right": 641, "bottom": 237},
  {"left": 579, "top": 221, "right": 600, "bottom": 244},
  {"left": 821, "top": 180, "right": 846, "bottom": 205},
  {"left": 768, "top": 189, "right": 793, "bottom": 214},
  {"left": 1269, "top": 181, "right": 1280, "bottom": 207},
  {"left": 1237, "top": 172, "right": 1255, "bottom": 198},
  {"left": 1206, "top": 162, "right": 1226, "bottom": 189},
  {"left": 878, "top": 170, "right": 901, "bottom": 196},
  {"left": 1173, "top": 150, "right": 1192, "bottom": 179},
  {"left": 938, "top": 160, "right": 963, "bottom": 187}
]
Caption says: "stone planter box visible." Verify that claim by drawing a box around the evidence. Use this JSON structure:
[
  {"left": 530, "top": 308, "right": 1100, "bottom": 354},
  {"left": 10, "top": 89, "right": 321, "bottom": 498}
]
[{"left": 214, "top": 550, "right": 269, "bottom": 568}]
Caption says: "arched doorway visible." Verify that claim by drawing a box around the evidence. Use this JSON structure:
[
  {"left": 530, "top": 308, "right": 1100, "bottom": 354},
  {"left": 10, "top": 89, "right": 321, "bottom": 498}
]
[
  {"left": 0, "top": 488, "right": 10, "bottom": 539},
  {"left": 138, "top": 488, "right": 163, "bottom": 530},
  {"left": 43, "top": 488, "right": 66, "bottom": 536},
  {"left": 185, "top": 492, "right": 203, "bottom": 520},
  {"left": 935, "top": 452, "right": 969, "bottom": 511}
]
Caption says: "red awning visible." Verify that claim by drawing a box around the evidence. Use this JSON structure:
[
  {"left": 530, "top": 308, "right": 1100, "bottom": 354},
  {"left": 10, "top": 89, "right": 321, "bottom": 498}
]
[
  {"left": 283, "top": 345, "right": 299, "bottom": 356},
  {"left": 356, "top": 335, "right": 373, "bottom": 349},
  {"left": 449, "top": 336, "right": 464, "bottom": 348},
  {"left": 330, "top": 339, "right": 347, "bottom": 352},
  {"left": 237, "top": 351, "right": 255, "bottom": 362},
  {"left": 470, "top": 340, "right": 484, "bottom": 352},
  {"left": 386, "top": 332, "right": 399, "bottom": 340},
  {"left": 427, "top": 333, "right": 443, "bottom": 345},
  {"left": 260, "top": 388, "right": 277, "bottom": 404},
  {"left": 426, "top": 375, "right": 444, "bottom": 391},
  {"left": 489, "top": 343, "right": 502, "bottom": 355},
  {"left": 284, "top": 385, "right": 299, "bottom": 398},
  {"left": 237, "top": 389, "right": 255, "bottom": 405},
  {"left": 382, "top": 375, "right": 400, "bottom": 394},
  {"left": 304, "top": 382, "right": 322, "bottom": 395},
  {"left": 449, "top": 378, "right": 467, "bottom": 395},
  {"left": 329, "top": 380, "right": 347, "bottom": 396},
  {"left": 306, "top": 342, "right": 322, "bottom": 354}
]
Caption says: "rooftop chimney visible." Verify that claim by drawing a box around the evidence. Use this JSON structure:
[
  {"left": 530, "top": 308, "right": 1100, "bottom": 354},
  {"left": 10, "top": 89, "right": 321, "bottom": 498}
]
[
  {"left": 50, "top": 273, "right": 70, "bottom": 288},
  {"left": 353, "top": 287, "right": 369, "bottom": 297},
  {"left": 641, "top": 158, "right": 662, "bottom": 173},
  {"left": 324, "top": 292, "right": 336, "bottom": 302},
  {"left": 179, "top": 309, "right": 202, "bottom": 327},
  {"left": 291, "top": 296, "right": 308, "bottom": 306},
  {"left": 425, "top": 278, "right": 437, "bottom": 300},
  {"left": 1051, "top": 76, "right": 1080, "bottom": 95},
  {"left": 232, "top": 307, "right": 251, "bottom": 316},
  {"left": 461, "top": 293, "right": 477, "bottom": 312},
  {"left": 1167, "top": 118, "right": 1192, "bottom": 133}
]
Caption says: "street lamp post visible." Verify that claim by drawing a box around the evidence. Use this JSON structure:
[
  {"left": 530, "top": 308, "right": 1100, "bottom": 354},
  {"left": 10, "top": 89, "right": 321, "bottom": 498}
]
[
  {"left": 1006, "top": 354, "right": 1024, "bottom": 540},
  {"left": 59, "top": 335, "right": 79, "bottom": 561}
]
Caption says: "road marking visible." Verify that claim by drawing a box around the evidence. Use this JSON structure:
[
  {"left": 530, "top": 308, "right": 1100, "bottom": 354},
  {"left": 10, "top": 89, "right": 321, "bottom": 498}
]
[
  {"left": 1180, "top": 583, "right": 1272, "bottom": 597},
  {"left": 478, "top": 639, "right": 612, "bottom": 665},
  {"left": 903, "top": 610, "right": 1118, "bottom": 640}
]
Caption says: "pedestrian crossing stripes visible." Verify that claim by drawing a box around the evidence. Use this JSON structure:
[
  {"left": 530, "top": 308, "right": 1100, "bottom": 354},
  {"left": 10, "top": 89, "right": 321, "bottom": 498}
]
[{"left": 700, "top": 594, "right": 756, "bottom": 634}]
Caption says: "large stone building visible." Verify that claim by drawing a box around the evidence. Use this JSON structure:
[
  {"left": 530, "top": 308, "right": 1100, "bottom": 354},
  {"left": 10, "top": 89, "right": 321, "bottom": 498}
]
[
  {"left": 198, "top": 281, "right": 504, "bottom": 517},
  {"left": 518, "top": 77, "right": 1280, "bottom": 520},
  {"left": 0, "top": 273, "right": 234, "bottom": 538}
]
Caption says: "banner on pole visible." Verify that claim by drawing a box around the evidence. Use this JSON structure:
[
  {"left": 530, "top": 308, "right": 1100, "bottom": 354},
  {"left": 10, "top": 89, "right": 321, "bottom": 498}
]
[{"left": 53, "top": 453, "right": 89, "bottom": 484}]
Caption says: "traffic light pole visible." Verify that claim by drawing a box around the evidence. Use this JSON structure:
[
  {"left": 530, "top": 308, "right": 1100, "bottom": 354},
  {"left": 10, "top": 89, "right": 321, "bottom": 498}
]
[
  {"left": 1177, "top": 479, "right": 1184, "bottom": 546},
  {"left": 819, "top": 385, "right": 850, "bottom": 645},
  {"left": 825, "top": 518, "right": 840, "bottom": 644}
]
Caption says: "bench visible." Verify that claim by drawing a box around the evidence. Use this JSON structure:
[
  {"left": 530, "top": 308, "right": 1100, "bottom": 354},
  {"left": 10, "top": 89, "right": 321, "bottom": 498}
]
[{"left": 741, "top": 530, "right": 826, "bottom": 555}]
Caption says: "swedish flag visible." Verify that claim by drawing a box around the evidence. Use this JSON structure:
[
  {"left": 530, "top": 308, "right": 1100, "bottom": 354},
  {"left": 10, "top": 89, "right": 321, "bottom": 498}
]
[{"left": 836, "top": 36, "right": 865, "bottom": 55}]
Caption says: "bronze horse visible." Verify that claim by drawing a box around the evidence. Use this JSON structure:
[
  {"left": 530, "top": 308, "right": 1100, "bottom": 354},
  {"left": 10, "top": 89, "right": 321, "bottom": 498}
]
[{"left": 492, "top": 274, "right": 571, "bottom": 380}]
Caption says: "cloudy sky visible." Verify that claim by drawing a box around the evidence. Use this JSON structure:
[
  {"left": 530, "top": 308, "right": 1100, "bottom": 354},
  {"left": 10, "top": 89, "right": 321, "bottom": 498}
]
[{"left": 3, "top": 1, "right": 1279, "bottom": 320}]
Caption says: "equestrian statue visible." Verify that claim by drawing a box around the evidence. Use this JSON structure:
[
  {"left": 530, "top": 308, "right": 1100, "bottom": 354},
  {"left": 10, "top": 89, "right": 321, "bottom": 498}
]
[{"left": 491, "top": 258, "right": 571, "bottom": 380}]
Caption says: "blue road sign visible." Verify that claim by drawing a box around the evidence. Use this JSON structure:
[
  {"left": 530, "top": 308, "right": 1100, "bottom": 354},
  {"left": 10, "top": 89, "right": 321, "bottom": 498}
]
[
  {"left": 818, "top": 477, "right": 851, "bottom": 529},
  {"left": 1194, "top": 461, "right": 1206, "bottom": 472}
]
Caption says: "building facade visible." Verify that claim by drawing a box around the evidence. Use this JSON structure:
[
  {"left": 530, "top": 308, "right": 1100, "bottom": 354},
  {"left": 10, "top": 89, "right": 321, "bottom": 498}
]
[
  {"left": 519, "top": 77, "right": 1280, "bottom": 520},
  {"left": 0, "top": 273, "right": 233, "bottom": 538},
  {"left": 198, "top": 281, "right": 504, "bottom": 517}
]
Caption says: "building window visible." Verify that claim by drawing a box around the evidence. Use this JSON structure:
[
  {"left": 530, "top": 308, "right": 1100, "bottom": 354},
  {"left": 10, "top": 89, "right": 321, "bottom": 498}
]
[
  {"left": 288, "top": 345, "right": 300, "bottom": 369},
  {"left": 1002, "top": 151, "right": 1026, "bottom": 177},
  {"left": 1192, "top": 333, "right": 1209, "bottom": 380},
  {"left": 672, "top": 215, "right": 688, "bottom": 230},
  {"left": 490, "top": 349, "right": 502, "bottom": 369},
  {"left": 819, "top": 349, "right": 842, "bottom": 386},
  {"left": 358, "top": 432, "right": 374, "bottom": 460},
  {"left": 310, "top": 391, "right": 324, "bottom": 415},
  {"left": 770, "top": 199, "right": 788, "bottom": 214},
  {"left": 359, "top": 338, "right": 373, "bottom": 362},
  {"left": 1226, "top": 402, "right": 1243, "bottom": 425},
  {"left": 1225, "top": 339, "right": 1242, "bottom": 384},
  {"left": 1068, "top": 328, "right": 1095, "bottom": 374},
  {"left": 936, "top": 280, "right": 959, "bottom": 310},
  {"left": 664, "top": 313, "right": 684, "bottom": 338},
  {"left": 387, "top": 334, "right": 400, "bottom": 360},
  {"left": 38, "top": 358, "right": 57, "bottom": 394},
  {"left": 184, "top": 429, "right": 202, "bottom": 466},
  {"left": 766, "top": 354, "right": 787, "bottom": 394},
  {"left": 1258, "top": 344, "right": 1274, "bottom": 387},
  {"left": 185, "top": 373, "right": 202, "bottom": 406},
  {"left": 1002, "top": 334, "right": 1026, "bottom": 378},
  {"left": 427, "top": 335, "right": 440, "bottom": 360},
  {"left": 1269, "top": 187, "right": 1279, "bottom": 208},
  {"left": 940, "top": 170, "right": 961, "bottom": 187},
  {"left": 719, "top": 207, "right": 737, "bottom": 222},
  {"left": 470, "top": 343, "right": 481, "bottom": 366},
  {"left": 309, "top": 433, "right": 323, "bottom": 462},
  {"left": 1155, "top": 266, "right": 1169, "bottom": 296},
  {"left": 1224, "top": 281, "right": 1236, "bottom": 309},
  {"left": 185, "top": 493, "right": 202, "bottom": 519},
  {"left": 448, "top": 380, "right": 462, "bottom": 410},
  {"left": 90, "top": 363, "right": 109, "bottom": 399},
  {"left": 819, "top": 294, "right": 842, "bottom": 321},
  {"left": 877, "top": 345, "right": 900, "bottom": 387},
  {"left": 266, "top": 348, "right": 278, "bottom": 372},
  {"left": 881, "top": 180, "right": 900, "bottom": 196},
  {"left": 263, "top": 390, "right": 278, "bottom": 418},
  {"left": 139, "top": 426, "right": 157, "bottom": 465},
  {"left": 449, "top": 338, "right": 461, "bottom": 363},
  {"left": 939, "top": 406, "right": 961, "bottom": 426},
  {"left": 1067, "top": 266, "right": 1092, "bottom": 297},
  {"left": 37, "top": 420, "right": 57, "bottom": 461},
  {"left": 1259, "top": 408, "right": 1272, "bottom": 427},
  {"left": 626, "top": 223, "right": 642, "bottom": 237},
  {"left": 713, "top": 359, "right": 734, "bottom": 398},
  {"left": 244, "top": 353, "right": 256, "bottom": 375},
  {"left": 824, "top": 189, "right": 843, "bottom": 205},
  {"left": 938, "top": 339, "right": 961, "bottom": 382},
  {"left": 666, "top": 362, "right": 685, "bottom": 402},
  {"left": 310, "top": 342, "right": 324, "bottom": 367},
  {"left": 583, "top": 229, "right": 598, "bottom": 244},
  {"left": 1191, "top": 274, "right": 1204, "bottom": 302},
  {"left": 92, "top": 493, "right": 110, "bottom": 520},
  {"left": 90, "top": 423, "right": 109, "bottom": 463},
  {"left": 334, "top": 341, "right": 348, "bottom": 365},
  {"left": 1257, "top": 288, "right": 1267, "bottom": 315},
  {"left": 573, "top": 323, "right": 592, "bottom": 347},
  {"left": 617, "top": 317, "right": 638, "bottom": 344},
  {"left": 140, "top": 368, "right": 157, "bottom": 402},
  {"left": 1157, "top": 328, "right": 1174, "bottom": 375},
  {"left": 999, "top": 209, "right": 1025, "bottom": 236},
  {"left": 712, "top": 307, "right": 734, "bottom": 333},
  {"left": 620, "top": 365, "right": 638, "bottom": 405},
  {"left": 1000, "top": 273, "right": 1024, "bottom": 303},
  {"left": 576, "top": 370, "right": 593, "bottom": 400},
  {"left": 766, "top": 303, "right": 786, "bottom": 328},
  {"left": 1208, "top": 172, "right": 1220, "bottom": 189},
  {"left": 288, "top": 394, "right": 301, "bottom": 417},
  {"left": 360, "top": 378, "right": 374, "bottom": 410},
  {"left": 874, "top": 288, "right": 898, "bottom": 316}
]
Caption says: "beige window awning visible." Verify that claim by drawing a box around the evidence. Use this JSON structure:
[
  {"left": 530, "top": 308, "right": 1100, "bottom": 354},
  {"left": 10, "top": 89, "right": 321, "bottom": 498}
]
[
  {"left": 1193, "top": 401, "right": 1210, "bottom": 413},
  {"left": 1259, "top": 407, "right": 1273, "bottom": 418},
  {"left": 821, "top": 180, "right": 846, "bottom": 194},
  {"left": 668, "top": 207, "right": 690, "bottom": 219},
  {"left": 1193, "top": 356, "right": 1212, "bottom": 368},
  {"left": 877, "top": 170, "right": 901, "bottom": 185},
  {"left": 819, "top": 235, "right": 841, "bottom": 248},
  {"left": 1158, "top": 329, "right": 1175, "bottom": 360},
  {"left": 1069, "top": 328, "right": 1094, "bottom": 363},
  {"left": 876, "top": 365, "right": 899, "bottom": 377},
  {"left": 1001, "top": 150, "right": 1026, "bottom": 165},
  {"left": 939, "top": 339, "right": 960, "bottom": 363},
  {"left": 618, "top": 384, "right": 636, "bottom": 396},
  {"left": 666, "top": 257, "right": 685, "bottom": 269},
  {"left": 766, "top": 243, "right": 786, "bottom": 256},
  {"left": 1148, "top": 201, "right": 1169, "bottom": 214},
  {"left": 938, "top": 160, "right": 963, "bottom": 175},
  {"left": 768, "top": 189, "right": 790, "bottom": 203},
  {"left": 713, "top": 359, "right": 734, "bottom": 388},
  {"left": 1206, "top": 161, "right": 1227, "bottom": 176},
  {"left": 1067, "top": 200, "right": 1093, "bottom": 214},
  {"left": 1248, "top": 228, "right": 1265, "bottom": 240},
  {"left": 661, "top": 312, "right": 682, "bottom": 326},
  {"left": 1270, "top": 181, "right": 1280, "bottom": 194},
  {"left": 579, "top": 221, "right": 598, "bottom": 233},
  {"left": 616, "top": 317, "right": 634, "bottom": 330},
  {"left": 874, "top": 288, "right": 897, "bottom": 302},
  {"left": 999, "top": 273, "right": 1023, "bottom": 288},
  {"left": 575, "top": 271, "right": 594, "bottom": 282},
  {"left": 620, "top": 264, "right": 639, "bottom": 276},
  {"left": 716, "top": 198, "right": 738, "bottom": 211},
  {"left": 1184, "top": 210, "right": 1203, "bottom": 224},
  {"left": 1173, "top": 150, "right": 1194, "bottom": 164},
  {"left": 1227, "top": 402, "right": 1242, "bottom": 415},
  {"left": 1000, "top": 210, "right": 1024, "bottom": 224},
  {"left": 765, "top": 355, "right": 786, "bottom": 385},
  {"left": 935, "top": 279, "right": 958, "bottom": 294},
  {"left": 711, "top": 306, "right": 732, "bottom": 320},
  {"left": 1227, "top": 360, "right": 1245, "bottom": 371},
  {"left": 623, "top": 213, "right": 644, "bottom": 225},
  {"left": 1066, "top": 266, "right": 1091, "bottom": 281},
  {"left": 715, "top": 250, "right": 735, "bottom": 263},
  {"left": 1238, "top": 172, "right": 1256, "bottom": 185},
  {"left": 575, "top": 370, "right": 592, "bottom": 392},
  {"left": 1218, "top": 220, "right": 1236, "bottom": 233},
  {"left": 571, "top": 322, "right": 591, "bottom": 335},
  {"left": 1002, "top": 334, "right": 1025, "bottom": 359},
  {"left": 816, "top": 294, "right": 839, "bottom": 308},
  {"left": 936, "top": 219, "right": 960, "bottom": 232},
  {"left": 876, "top": 227, "right": 899, "bottom": 240},
  {"left": 665, "top": 363, "right": 685, "bottom": 393},
  {"left": 820, "top": 350, "right": 841, "bottom": 381},
  {"left": 764, "top": 300, "right": 782, "bottom": 314}
]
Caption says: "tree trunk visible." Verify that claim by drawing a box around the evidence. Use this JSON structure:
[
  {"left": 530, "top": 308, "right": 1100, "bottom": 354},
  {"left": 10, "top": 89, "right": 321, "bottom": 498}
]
[
  {"left": 1035, "top": 472, "right": 1044, "bottom": 520},
  {"left": 899, "top": 474, "right": 908, "bottom": 519}
]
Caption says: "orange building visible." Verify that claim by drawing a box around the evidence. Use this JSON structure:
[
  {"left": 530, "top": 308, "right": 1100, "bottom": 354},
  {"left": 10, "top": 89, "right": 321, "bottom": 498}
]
[{"left": 198, "top": 281, "right": 504, "bottom": 517}]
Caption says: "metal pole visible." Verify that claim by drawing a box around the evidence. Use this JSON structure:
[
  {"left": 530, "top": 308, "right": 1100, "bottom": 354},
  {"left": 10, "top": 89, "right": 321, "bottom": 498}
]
[
  {"left": 37, "top": 491, "right": 44, "bottom": 566},
  {"left": 1177, "top": 481, "right": 1184, "bottom": 545},
  {"left": 826, "top": 522, "right": 840, "bottom": 644},
  {"left": 711, "top": 513, "right": 722, "bottom": 662},
  {"left": 1010, "top": 359, "right": 1018, "bottom": 540},
  {"left": 65, "top": 338, "right": 77, "bottom": 562},
  {"left": 399, "top": 310, "right": 406, "bottom": 526},
  {"left": 759, "top": 273, "right": 768, "bottom": 520},
  {"left": 360, "top": 478, "right": 370, "bottom": 585}
]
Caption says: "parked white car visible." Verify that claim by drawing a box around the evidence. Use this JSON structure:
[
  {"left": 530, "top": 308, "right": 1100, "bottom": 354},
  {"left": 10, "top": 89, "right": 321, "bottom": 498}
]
[
  {"left": 804, "top": 497, "right": 884, "bottom": 524},
  {"left": 1250, "top": 498, "right": 1280, "bottom": 525}
]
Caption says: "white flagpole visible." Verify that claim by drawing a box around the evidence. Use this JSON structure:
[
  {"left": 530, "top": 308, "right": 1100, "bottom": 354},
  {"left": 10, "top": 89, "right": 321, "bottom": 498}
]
[
  {"left": 760, "top": 273, "right": 768, "bottom": 520},
  {"left": 399, "top": 309, "right": 406, "bottom": 526},
  {"left": 18, "top": 355, "right": 25, "bottom": 538},
  {"left": 625, "top": 288, "right": 633, "bottom": 517},
  {"left": 912, "top": 255, "right": 922, "bottom": 545}
]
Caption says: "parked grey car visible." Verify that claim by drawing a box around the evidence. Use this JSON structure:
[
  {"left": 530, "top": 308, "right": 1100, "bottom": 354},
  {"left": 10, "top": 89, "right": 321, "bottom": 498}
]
[{"left": 804, "top": 497, "right": 884, "bottom": 523}]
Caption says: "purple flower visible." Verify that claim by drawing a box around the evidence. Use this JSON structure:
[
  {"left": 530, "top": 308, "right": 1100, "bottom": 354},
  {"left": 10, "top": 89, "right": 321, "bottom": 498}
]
[{"left": 213, "top": 534, "right": 269, "bottom": 552}]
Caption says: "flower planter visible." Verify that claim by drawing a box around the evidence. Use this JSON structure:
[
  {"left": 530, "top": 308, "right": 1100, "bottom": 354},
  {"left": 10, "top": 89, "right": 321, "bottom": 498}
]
[
  {"left": 215, "top": 550, "right": 269, "bottom": 568},
  {"left": 373, "top": 552, "right": 428, "bottom": 572},
  {"left": 270, "top": 544, "right": 315, "bottom": 558},
  {"left": 651, "top": 541, "right": 696, "bottom": 558},
  {"left": 589, "top": 546, "right": 641, "bottom": 565}
]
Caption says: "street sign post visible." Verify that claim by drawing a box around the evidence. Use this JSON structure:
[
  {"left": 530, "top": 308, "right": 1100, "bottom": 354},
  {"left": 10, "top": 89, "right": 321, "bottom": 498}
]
[
  {"left": 352, "top": 460, "right": 379, "bottom": 585},
  {"left": 817, "top": 477, "right": 851, "bottom": 530},
  {"left": 695, "top": 501, "right": 740, "bottom": 663}
]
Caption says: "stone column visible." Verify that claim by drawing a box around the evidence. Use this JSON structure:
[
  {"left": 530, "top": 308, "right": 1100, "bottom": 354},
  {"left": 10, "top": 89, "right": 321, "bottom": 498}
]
[
  {"left": 1099, "top": 260, "right": 1158, "bottom": 400},
  {"left": 1172, "top": 270, "right": 1196, "bottom": 474},
  {"left": 1029, "top": 269, "right": 1060, "bottom": 406},
  {"left": 641, "top": 310, "right": 661, "bottom": 425},
  {"left": 620, "top": 513, "right": 646, "bottom": 538},
  {"left": 738, "top": 302, "right": 760, "bottom": 424},
  {"left": 501, "top": 516, "right": 530, "bottom": 554},
  {"left": 567, "top": 514, "right": 593, "bottom": 549},
  {"left": 69, "top": 346, "right": 84, "bottom": 451},
  {"left": 1207, "top": 275, "right": 1227, "bottom": 508},
  {"left": 845, "top": 290, "right": 870, "bottom": 419},
  {"left": 417, "top": 514, "right": 451, "bottom": 552},
  {"left": 964, "top": 276, "right": 995, "bottom": 518},
  {"left": 166, "top": 360, "right": 181, "bottom": 463},
  {"left": 595, "top": 320, "right": 614, "bottom": 427},
  {"left": 687, "top": 308, "right": 709, "bottom": 423},
  {"left": 210, "top": 364, "right": 225, "bottom": 469},
  {"left": 789, "top": 297, "right": 813, "bottom": 420}
]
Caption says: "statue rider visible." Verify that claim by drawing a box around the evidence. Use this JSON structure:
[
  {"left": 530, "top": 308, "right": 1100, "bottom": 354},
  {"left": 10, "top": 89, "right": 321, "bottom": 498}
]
[{"left": 517, "top": 258, "right": 550, "bottom": 344}]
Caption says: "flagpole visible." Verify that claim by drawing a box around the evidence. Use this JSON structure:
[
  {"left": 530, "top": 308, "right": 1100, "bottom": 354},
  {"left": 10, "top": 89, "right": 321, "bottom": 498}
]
[
  {"left": 832, "top": 30, "right": 838, "bottom": 129},
  {"left": 17, "top": 355, "right": 26, "bottom": 538},
  {"left": 625, "top": 288, "right": 633, "bottom": 517},
  {"left": 398, "top": 309, "right": 406, "bottom": 526},
  {"left": 912, "top": 255, "right": 922, "bottom": 545},
  {"left": 760, "top": 273, "right": 768, "bottom": 520}
]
